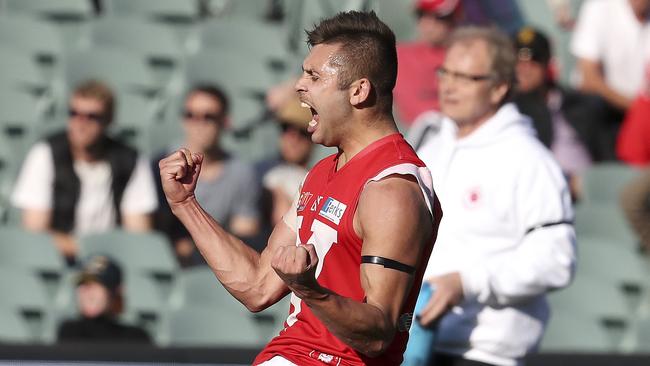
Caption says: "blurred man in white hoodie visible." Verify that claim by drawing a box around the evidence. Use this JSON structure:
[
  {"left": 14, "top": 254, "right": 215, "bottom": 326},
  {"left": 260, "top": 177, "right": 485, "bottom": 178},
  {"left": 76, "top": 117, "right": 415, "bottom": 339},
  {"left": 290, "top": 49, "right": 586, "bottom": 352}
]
[{"left": 414, "top": 26, "right": 576, "bottom": 366}]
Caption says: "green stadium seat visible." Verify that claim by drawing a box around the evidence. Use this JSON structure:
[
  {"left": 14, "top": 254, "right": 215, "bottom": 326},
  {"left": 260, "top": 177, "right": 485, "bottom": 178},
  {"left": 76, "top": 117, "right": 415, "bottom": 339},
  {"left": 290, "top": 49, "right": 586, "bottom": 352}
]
[
  {"left": 576, "top": 236, "right": 648, "bottom": 312},
  {"left": 167, "top": 305, "right": 263, "bottom": 347},
  {"left": 581, "top": 163, "right": 640, "bottom": 205},
  {"left": 4, "top": 0, "right": 94, "bottom": 21},
  {"left": 197, "top": 19, "right": 291, "bottom": 69},
  {"left": 254, "top": 295, "right": 291, "bottom": 343},
  {"left": 369, "top": 0, "right": 417, "bottom": 41},
  {"left": 0, "top": 15, "right": 64, "bottom": 79},
  {"left": 104, "top": 0, "right": 200, "bottom": 23},
  {"left": 0, "top": 87, "right": 44, "bottom": 159},
  {"left": 0, "top": 227, "right": 65, "bottom": 298},
  {"left": 65, "top": 47, "right": 160, "bottom": 95},
  {"left": 574, "top": 203, "right": 637, "bottom": 249},
  {"left": 78, "top": 229, "right": 179, "bottom": 300},
  {"left": 0, "top": 305, "right": 32, "bottom": 344},
  {"left": 185, "top": 49, "right": 276, "bottom": 96},
  {"left": 0, "top": 47, "right": 48, "bottom": 93},
  {"left": 541, "top": 306, "right": 617, "bottom": 352},
  {"left": 88, "top": 17, "right": 185, "bottom": 87},
  {"left": 0, "top": 267, "right": 55, "bottom": 343},
  {"left": 170, "top": 267, "right": 245, "bottom": 312},
  {"left": 120, "top": 272, "right": 168, "bottom": 343}
]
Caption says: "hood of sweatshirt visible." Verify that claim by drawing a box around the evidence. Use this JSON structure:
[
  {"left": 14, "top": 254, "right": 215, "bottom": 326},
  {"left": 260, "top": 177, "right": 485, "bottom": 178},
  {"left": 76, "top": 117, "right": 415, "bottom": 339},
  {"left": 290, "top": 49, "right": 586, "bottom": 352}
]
[{"left": 441, "top": 103, "right": 537, "bottom": 148}]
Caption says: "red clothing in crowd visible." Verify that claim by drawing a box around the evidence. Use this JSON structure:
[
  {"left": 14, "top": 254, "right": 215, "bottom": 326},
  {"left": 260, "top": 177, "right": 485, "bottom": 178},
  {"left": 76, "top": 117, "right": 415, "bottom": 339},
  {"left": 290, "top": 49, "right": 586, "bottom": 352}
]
[
  {"left": 394, "top": 42, "right": 446, "bottom": 126},
  {"left": 617, "top": 95, "right": 650, "bottom": 166}
]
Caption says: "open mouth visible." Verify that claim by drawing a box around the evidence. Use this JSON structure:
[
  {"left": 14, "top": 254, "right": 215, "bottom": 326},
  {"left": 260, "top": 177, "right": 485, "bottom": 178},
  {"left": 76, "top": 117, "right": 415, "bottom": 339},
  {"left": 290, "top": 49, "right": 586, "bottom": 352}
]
[{"left": 301, "top": 102, "right": 319, "bottom": 132}]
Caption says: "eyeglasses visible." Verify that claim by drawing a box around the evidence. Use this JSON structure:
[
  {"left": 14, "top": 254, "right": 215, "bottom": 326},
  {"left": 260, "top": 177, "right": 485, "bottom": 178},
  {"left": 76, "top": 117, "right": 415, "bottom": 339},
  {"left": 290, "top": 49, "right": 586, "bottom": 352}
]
[
  {"left": 436, "top": 67, "right": 494, "bottom": 84},
  {"left": 68, "top": 108, "right": 108, "bottom": 124},
  {"left": 182, "top": 110, "right": 223, "bottom": 124}
]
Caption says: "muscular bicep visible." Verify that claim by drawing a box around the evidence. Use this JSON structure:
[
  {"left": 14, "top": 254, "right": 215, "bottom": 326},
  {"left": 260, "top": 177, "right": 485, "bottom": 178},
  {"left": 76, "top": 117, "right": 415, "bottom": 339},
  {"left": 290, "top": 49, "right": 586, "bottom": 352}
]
[{"left": 356, "top": 175, "right": 433, "bottom": 324}]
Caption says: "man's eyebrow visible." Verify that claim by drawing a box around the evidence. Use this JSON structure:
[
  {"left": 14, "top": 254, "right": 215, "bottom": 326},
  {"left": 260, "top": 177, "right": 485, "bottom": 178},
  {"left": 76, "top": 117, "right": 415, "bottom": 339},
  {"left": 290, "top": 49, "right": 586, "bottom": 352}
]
[{"left": 302, "top": 66, "right": 320, "bottom": 76}]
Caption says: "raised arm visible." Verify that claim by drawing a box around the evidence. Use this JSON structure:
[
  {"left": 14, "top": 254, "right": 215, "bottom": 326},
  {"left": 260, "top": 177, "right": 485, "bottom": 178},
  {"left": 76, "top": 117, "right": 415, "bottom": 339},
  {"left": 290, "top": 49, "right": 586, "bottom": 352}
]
[
  {"left": 271, "top": 175, "right": 434, "bottom": 357},
  {"left": 159, "top": 149, "right": 291, "bottom": 311}
]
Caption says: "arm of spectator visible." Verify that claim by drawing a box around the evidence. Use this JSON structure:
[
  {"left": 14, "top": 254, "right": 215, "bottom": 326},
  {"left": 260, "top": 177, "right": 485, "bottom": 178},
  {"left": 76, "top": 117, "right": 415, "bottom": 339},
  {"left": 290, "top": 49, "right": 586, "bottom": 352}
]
[
  {"left": 22, "top": 209, "right": 50, "bottom": 231},
  {"left": 230, "top": 215, "right": 260, "bottom": 238},
  {"left": 122, "top": 213, "right": 152, "bottom": 232},
  {"left": 577, "top": 58, "right": 633, "bottom": 110},
  {"left": 460, "top": 157, "right": 576, "bottom": 307},
  {"left": 229, "top": 161, "right": 262, "bottom": 238}
]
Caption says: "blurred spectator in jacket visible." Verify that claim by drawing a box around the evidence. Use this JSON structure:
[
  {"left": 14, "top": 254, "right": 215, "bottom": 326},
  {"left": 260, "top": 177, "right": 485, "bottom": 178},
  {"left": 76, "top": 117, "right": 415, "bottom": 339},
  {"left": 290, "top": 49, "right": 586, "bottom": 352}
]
[{"left": 11, "top": 80, "right": 158, "bottom": 266}]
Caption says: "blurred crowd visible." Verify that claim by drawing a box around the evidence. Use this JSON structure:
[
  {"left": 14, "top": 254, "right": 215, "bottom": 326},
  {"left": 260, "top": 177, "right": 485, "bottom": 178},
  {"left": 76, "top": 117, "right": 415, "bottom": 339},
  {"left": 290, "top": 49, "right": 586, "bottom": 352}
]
[{"left": 1, "top": 0, "right": 650, "bottom": 356}]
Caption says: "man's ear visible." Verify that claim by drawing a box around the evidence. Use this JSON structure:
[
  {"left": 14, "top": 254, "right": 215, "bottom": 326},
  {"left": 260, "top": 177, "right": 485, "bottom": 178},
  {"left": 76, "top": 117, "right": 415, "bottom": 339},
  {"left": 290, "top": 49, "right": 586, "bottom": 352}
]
[
  {"left": 349, "top": 78, "right": 372, "bottom": 106},
  {"left": 490, "top": 82, "right": 509, "bottom": 105}
]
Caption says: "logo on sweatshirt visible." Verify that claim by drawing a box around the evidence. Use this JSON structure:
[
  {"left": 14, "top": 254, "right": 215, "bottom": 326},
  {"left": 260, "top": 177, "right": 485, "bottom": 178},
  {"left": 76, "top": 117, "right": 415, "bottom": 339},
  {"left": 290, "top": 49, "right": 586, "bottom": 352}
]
[
  {"left": 319, "top": 197, "right": 347, "bottom": 225},
  {"left": 463, "top": 186, "right": 482, "bottom": 209}
]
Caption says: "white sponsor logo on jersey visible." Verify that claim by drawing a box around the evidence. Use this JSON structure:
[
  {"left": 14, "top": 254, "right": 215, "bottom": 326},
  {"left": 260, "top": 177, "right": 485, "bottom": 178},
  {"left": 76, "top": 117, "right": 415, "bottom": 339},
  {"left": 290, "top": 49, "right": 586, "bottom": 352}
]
[{"left": 318, "top": 197, "right": 347, "bottom": 225}]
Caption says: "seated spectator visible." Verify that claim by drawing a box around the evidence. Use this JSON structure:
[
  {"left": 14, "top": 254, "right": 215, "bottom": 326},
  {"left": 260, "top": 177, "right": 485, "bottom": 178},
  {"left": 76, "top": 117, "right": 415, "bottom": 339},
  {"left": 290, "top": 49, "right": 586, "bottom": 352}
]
[
  {"left": 57, "top": 254, "right": 151, "bottom": 343},
  {"left": 394, "top": 0, "right": 460, "bottom": 126},
  {"left": 11, "top": 80, "right": 158, "bottom": 266},
  {"left": 570, "top": 0, "right": 650, "bottom": 159},
  {"left": 257, "top": 96, "right": 313, "bottom": 227},
  {"left": 153, "top": 84, "right": 261, "bottom": 266},
  {"left": 511, "top": 27, "right": 596, "bottom": 198}
]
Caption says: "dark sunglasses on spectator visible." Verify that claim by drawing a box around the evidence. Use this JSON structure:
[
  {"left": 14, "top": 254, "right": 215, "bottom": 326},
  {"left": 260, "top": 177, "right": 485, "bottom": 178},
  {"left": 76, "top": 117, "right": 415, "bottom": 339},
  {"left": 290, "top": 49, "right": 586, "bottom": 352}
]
[
  {"left": 68, "top": 108, "right": 108, "bottom": 123},
  {"left": 281, "top": 123, "right": 310, "bottom": 138},
  {"left": 183, "top": 110, "right": 223, "bottom": 124}
]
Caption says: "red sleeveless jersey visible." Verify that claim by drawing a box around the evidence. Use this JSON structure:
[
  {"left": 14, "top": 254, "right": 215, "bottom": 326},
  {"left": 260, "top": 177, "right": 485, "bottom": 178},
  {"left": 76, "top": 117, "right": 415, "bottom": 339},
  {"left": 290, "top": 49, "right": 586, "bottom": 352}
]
[{"left": 254, "top": 133, "right": 438, "bottom": 366}]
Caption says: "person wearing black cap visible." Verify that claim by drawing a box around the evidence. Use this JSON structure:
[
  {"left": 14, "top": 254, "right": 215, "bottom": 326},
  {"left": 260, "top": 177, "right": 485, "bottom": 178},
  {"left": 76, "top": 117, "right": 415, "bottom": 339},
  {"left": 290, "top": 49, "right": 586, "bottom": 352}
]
[
  {"left": 57, "top": 255, "right": 151, "bottom": 343},
  {"left": 512, "top": 26, "right": 602, "bottom": 199}
]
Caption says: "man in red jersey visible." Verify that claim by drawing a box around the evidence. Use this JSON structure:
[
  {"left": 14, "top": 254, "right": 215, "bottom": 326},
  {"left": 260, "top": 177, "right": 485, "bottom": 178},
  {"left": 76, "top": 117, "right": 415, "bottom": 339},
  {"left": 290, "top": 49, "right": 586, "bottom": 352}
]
[{"left": 159, "top": 11, "right": 440, "bottom": 365}]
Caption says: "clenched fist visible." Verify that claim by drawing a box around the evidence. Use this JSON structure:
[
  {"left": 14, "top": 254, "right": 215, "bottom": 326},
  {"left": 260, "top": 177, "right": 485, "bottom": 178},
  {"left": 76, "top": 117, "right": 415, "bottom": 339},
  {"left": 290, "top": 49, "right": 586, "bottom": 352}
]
[
  {"left": 158, "top": 148, "right": 203, "bottom": 207},
  {"left": 272, "top": 244, "right": 321, "bottom": 296}
]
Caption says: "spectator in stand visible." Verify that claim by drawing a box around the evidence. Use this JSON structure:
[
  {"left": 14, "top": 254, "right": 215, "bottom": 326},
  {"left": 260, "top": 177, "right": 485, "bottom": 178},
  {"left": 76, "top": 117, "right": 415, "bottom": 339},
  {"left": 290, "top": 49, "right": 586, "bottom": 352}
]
[
  {"left": 512, "top": 27, "right": 596, "bottom": 199},
  {"left": 153, "top": 84, "right": 261, "bottom": 266},
  {"left": 57, "top": 254, "right": 151, "bottom": 343},
  {"left": 11, "top": 80, "right": 158, "bottom": 266},
  {"left": 570, "top": 0, "right": 650, "bottom": 159},
  {"left": 393, "top": 0, "right": 461, "bottom": 127},
  {"left": 257, "top": 95, "right": 313, "bottom": 226},
  {"left": 618, "top": 64, "right": 650, "bottom": 254},
  {"left": 415, "top": 26, "right": 575, "bottom": 365}
]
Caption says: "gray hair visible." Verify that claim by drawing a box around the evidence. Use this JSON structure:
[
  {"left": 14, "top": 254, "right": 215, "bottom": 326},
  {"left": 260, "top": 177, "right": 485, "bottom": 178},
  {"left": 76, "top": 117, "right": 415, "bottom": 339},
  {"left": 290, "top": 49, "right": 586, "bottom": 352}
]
[{"left": 447, "top": 26, "right": 516, "bottom": 102}]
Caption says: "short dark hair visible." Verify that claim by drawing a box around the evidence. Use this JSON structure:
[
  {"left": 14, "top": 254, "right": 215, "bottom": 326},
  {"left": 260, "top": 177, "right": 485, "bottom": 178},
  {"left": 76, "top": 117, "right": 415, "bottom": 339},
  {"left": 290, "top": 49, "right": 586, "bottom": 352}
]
[
  {"left": 306, "top": 11, "right": 397, "bottom": 109},
  {"left": 187, "top": 84, "right": 230, "bottom": 117}
]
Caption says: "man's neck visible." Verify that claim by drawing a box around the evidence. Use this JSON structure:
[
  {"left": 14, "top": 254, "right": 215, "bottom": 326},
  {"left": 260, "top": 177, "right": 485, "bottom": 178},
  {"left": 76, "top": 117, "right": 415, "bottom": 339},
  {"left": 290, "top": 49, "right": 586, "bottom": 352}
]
[
  {"left": 336, "top": 116, "right": 398, "bottom": 170},
  {"left": 455, "top": 110, "right": 498, "bottom": 139}
]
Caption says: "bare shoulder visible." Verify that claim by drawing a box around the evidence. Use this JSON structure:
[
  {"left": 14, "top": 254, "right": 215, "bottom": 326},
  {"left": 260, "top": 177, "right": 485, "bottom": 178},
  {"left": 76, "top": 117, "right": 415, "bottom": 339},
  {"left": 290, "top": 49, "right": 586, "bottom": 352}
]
[{"left": 355, "top": 174, "right": 432, "bottom": 258}]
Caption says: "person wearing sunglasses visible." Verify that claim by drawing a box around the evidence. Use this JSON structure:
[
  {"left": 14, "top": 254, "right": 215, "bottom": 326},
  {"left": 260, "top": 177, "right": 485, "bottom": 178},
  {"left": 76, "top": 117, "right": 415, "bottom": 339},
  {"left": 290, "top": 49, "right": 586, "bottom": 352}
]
[
  {"left": 413, "top": 27, "right": 576, "bottom": 366},
  {"left": 152, "top": 84, "right": 261, "bottom": 266},
  {"left": 11, "top": 80, "right": 158, "bottom": 265}
]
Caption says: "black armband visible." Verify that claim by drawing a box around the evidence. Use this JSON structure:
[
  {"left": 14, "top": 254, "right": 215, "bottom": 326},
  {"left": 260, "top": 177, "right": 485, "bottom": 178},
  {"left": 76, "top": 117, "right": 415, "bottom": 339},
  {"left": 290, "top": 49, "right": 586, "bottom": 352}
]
[
  {"left": 361, "top": 256, "right": 416, "bottom": 275},
  {"left": 525, "top": 219, "right": 573, "bottom": 235}
]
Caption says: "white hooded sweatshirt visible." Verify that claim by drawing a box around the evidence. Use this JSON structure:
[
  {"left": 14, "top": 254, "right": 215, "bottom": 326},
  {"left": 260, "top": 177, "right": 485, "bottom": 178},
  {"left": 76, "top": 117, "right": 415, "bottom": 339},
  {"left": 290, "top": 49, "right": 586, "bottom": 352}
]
[{"left": 415, "top": 103, "right": 577, "bottom": 366}]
